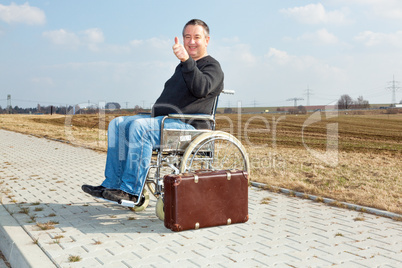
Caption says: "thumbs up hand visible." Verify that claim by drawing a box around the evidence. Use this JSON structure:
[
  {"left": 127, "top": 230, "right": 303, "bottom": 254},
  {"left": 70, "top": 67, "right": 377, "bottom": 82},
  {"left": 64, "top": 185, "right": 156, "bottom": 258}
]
[{"left": 173, "top": 37, "right": 189, "bottom": 62}]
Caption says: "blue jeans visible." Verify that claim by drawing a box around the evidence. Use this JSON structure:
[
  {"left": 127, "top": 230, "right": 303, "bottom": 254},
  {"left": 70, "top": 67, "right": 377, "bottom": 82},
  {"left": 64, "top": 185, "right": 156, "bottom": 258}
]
[{"left": 101, "top": 114, "right": 195, "bottom": 196}]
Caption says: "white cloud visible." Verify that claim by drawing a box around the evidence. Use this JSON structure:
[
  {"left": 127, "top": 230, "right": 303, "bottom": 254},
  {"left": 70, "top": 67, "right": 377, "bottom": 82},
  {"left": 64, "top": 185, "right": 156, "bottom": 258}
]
[
  {"left": 368, "top": 1, "right": 402, "bottom": 20},
  {"left": 265, "top": 47, "right": 343, "bottom": 76},
  {"left": 221, "top": 37, "right": 241, "bottom": 43},
  {"left": 130, "top": 39, "right": 143, "bottom": 46},
  {"left": 0, "top": 2, "right": 45, "bottom": 25},
  {"left": 128, "top": 37, "right": 175, "bottom": 60},
  {"left": 301, "top": 29, "right": 339, "bottom": 44},
  {"left": 280, "top": 3, "right": 350, "bottom": 25},
  {"left": 82, "top": 28, "right": 104, "bottom": 43},
  {"left": 266, "top": 48, "right": 291, "bottom": 65},
  {"left": 43, "top": 60, "right": 174, "bottom": 105},
  {"left": 214, "top": 43, "right": 257, "bottom": 66},
  {"left": 130, "top": 37, "right": 171, "bottom": 49},
  {"left": 216, "top": 46, "right": 349, "bottom": 107},
  {"left": 104, "top": 44, "right": 131, "bottom": 54},
  {"left": 43, "top": 28, "right": 106, "bottom": 51},
  {"left": 42, "top": 29, "right": 80, "bottom": 48},
  {"left": 81, "top": 28, "right": 104, "bottom": 51},
  {"left": 342, "top": 0, "right": 402, "bottom": 20},
  {"left": 31, "top": 77, "right": 54, "bottom": 85},
  {"left": 355, "top": 31, "right": 402, "bottom": 47}
]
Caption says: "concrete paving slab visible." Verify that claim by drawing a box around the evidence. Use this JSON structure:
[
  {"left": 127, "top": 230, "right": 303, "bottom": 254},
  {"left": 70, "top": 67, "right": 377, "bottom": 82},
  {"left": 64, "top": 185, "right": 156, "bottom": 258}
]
[
  {"left": 0, "top": 259, "right": 9, "bottom": 268},
  {"left": 0, "top": 129, "right": 401, "bottom": 267}
]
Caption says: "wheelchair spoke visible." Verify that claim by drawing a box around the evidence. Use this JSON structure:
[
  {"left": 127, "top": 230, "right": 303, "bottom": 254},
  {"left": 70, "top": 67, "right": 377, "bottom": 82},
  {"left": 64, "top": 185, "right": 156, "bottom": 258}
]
[{"left": 181, "top": 133, "right": 248, "bottom": 173}]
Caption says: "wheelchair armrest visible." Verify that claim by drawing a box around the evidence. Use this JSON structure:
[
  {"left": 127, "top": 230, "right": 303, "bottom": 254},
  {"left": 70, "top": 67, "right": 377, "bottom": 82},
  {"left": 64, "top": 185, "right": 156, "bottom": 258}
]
[{"left": 167, "top": 113, "right": 215, "bottom": 122}]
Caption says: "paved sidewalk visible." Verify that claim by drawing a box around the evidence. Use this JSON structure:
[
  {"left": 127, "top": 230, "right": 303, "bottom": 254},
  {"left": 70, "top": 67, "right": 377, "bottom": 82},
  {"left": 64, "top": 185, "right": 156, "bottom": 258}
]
[{"left": 0, "top": 129, "right": 401, "bottom": 267}]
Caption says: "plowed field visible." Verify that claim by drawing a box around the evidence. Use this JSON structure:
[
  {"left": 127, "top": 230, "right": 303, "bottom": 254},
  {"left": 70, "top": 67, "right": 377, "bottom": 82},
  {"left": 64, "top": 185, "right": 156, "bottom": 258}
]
[{"left": 1, "top": 111, "right": 401, "bottom": 214}]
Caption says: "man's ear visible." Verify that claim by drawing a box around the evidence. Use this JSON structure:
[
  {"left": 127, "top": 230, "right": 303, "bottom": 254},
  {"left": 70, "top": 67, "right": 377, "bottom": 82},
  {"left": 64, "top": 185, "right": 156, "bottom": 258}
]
[{"left": 205, "top": 36, "right": 210, "bottom": 46}]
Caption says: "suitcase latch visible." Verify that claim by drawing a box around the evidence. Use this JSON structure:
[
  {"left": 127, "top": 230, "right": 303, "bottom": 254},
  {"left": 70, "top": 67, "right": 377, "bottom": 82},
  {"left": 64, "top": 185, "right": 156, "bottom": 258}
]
[
  {"left": 194, "top": 174, "right": 199, "bottom": 183},
  {"left": 195, "top": 222, "right": 200, "bottom": 229},
  {"left": 227, "top": 218, "right": 232, "bottom": 225},
  {"left": 226, "top": 171, "right": 231, "bottom": 180}
]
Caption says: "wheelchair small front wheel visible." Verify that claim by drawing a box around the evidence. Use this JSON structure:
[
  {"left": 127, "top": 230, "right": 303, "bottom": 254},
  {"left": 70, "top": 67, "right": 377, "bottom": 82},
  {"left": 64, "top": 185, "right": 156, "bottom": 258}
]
[
  {"left": 155, "top": 197, "right": 164, "bottom": 221},
  {"left": 129, "top": 188, "right": 150, "bottom": 212}
]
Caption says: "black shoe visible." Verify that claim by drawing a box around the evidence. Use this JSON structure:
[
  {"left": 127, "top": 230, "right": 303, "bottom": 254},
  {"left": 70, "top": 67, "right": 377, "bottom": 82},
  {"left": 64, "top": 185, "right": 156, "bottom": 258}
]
[
  {"left": 81, "top": 185, "right": 106, "bottom": 198},
  {"left": 102, "top": 189, "right": 138, "bottom": 203}
]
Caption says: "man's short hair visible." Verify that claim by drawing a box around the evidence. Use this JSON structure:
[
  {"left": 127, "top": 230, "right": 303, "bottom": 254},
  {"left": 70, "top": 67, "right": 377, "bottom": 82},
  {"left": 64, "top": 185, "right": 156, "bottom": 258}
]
[{"left": 182, "top": 19, "right": 210, "bottom": 37}]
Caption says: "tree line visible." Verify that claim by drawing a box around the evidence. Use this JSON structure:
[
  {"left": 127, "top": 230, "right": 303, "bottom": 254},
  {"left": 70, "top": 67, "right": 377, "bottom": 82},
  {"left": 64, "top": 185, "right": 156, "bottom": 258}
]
[
  {"left": 0, "top": 95, "right": 395, "bottom": 115},
  {"left": 0, "top": 102, "right": 147, "bottom": 115},
  {"left": 337, "top": 95, "right": 370, "bottom": 109},
  {"left": 0, "top": 105, "right": 70, "bottom": 114}
]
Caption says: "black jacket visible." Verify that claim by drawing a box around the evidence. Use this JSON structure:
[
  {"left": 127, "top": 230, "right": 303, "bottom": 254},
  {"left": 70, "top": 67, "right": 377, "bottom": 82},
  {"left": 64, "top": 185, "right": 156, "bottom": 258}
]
[{"left": 152, "top": 55, "right": 224, "bottom": 129}]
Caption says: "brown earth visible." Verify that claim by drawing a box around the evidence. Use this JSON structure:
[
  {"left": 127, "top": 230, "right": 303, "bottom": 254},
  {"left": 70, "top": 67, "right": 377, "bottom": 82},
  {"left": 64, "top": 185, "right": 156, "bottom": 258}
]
[{"left": 0, "top": 110, "right": 401, "bottom": 215}]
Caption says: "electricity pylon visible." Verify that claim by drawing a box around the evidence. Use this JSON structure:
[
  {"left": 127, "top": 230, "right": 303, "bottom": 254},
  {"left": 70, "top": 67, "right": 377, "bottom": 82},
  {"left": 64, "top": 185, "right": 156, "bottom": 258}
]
[
  {"left": 286, "top": 97, "right": 304, "bottom": 107},
  {"left": 387, "top": 75, "right": 400, "bottom": 104}
]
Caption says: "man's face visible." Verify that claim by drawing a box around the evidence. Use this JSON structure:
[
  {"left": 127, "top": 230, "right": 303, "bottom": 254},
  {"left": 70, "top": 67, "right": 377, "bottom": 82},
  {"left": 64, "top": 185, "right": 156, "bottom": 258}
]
[{"left": 183, "top": 25, "right": 210, "bottom": 61}]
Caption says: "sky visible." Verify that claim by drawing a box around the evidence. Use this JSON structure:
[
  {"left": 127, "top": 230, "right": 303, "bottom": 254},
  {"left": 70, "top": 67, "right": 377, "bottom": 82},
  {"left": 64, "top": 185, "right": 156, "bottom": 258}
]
[{"left": 1, "top": 0, "right": 402, "bottom": 109}]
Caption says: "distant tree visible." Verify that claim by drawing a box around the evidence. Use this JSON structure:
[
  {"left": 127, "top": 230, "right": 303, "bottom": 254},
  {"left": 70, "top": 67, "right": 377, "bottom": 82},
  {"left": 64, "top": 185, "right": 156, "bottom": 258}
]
[
  {"left": 298, "top": 105, "right": 307, "bottom": 114},
  {"left": 224, "top": 107, "right": 233, "bottom": 113},
  {"left": 337, "top": 94, "right": 353, "bottom": 109},
  {"left": 57, "top": 106, "right": 67, "bottom": 115},
  {"left": 133, "top": 105, "right": 143, "bottom": 113},
  {"left": 354, "top": 96, "right": 370, "bottom": 109},
  {"left": 287, "top": 106, "right": 306, "bottom": 114},
  {"left": 105, "top": 102, "right": 121, "bottom": 110},
  {"left": 288, "top": 108, "right": 298, "bottom": 114}
]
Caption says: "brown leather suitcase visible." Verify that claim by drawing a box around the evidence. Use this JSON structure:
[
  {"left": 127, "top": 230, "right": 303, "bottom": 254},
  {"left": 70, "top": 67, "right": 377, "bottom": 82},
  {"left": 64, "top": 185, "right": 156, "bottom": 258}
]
[{"left": 164, "top": 169, "right": 249, "bottom": 232}]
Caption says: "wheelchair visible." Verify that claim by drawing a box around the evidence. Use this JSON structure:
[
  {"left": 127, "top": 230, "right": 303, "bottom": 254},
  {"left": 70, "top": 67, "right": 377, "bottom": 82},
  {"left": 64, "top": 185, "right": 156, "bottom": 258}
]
[{"left": 121, "top": 90, "right": 250, "bottom": 220}]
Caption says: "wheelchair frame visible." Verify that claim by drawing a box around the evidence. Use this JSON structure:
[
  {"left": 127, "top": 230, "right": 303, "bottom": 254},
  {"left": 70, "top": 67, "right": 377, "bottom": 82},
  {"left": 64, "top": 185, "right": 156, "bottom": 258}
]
[{"left": 124, "top": 90, "right": 250, "bottom": 218}]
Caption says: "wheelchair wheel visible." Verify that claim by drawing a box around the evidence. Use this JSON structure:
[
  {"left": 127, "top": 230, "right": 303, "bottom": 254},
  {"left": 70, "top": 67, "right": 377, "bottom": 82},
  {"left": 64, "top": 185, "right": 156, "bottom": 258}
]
[
  {"left": 146, "top": 166, "right": 173, "bottom": 198},
  {"left": 129, "top": 188, "right": 150, "bottom": 212},
  {"left": 180, "top": 131, "right": 250, "bottom": 175},
  {"left": 155, "top": 197, "right": 164, "bottom": 221}
]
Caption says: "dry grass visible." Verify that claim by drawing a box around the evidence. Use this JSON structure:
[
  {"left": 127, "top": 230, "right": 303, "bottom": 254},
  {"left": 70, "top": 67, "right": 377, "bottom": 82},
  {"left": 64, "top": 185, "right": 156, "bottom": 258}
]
[
  {"left": 0, "top": 112, "right": 401, "bottom": 214},
  {"left": 37, "top": 221, "right": 59, "bottom": 230},
  {"left": 68, "top": 255, "right": 82, "bottom": 262},
  {"left": 0, "top": 114, "right": 107, "bottom": 150}
]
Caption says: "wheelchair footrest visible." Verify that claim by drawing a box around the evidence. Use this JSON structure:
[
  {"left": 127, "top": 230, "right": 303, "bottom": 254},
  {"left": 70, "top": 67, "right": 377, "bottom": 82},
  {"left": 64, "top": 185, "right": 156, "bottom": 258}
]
[
  {"left": 119, "top": 195, "right": 145, "bottom": 208},
  {"left": 119, "top": 199, "right": 135, "bottom": 207},
  {"left": 95, "top": 195, "right": 145, "bottom": 208}
]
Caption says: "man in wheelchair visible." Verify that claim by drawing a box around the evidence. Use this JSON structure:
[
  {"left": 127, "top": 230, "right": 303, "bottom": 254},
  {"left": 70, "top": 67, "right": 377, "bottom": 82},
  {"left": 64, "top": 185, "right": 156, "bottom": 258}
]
[{"left": 82, "top": 19, "right": 224, "bottom": 204}]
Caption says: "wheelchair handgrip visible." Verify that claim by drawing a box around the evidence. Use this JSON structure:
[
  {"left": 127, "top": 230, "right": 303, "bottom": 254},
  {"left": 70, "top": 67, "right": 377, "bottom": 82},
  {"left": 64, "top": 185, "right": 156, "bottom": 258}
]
[{"left": 222, "top": 89, "right": 235, "bottom": 95}]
